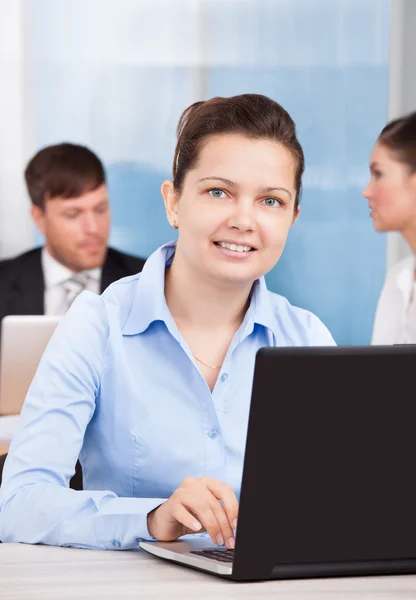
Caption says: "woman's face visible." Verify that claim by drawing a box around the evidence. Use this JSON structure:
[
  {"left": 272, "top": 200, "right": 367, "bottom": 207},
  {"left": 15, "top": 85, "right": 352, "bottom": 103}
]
[
  {"left": 362, "top": 142, "right": 416, "bottom": 233},
  {"left": 163, "top": 133, "right": 299, "bottom": 287}
]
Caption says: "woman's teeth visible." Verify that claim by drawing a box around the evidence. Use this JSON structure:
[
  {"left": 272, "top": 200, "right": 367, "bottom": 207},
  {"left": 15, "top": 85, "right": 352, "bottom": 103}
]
[{"left": 216, "top": 242, "right": 253, "bottom": 252}]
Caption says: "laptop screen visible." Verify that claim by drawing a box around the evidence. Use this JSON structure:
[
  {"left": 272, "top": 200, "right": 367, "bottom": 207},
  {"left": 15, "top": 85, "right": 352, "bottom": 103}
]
[{"left": 236, "top": 346, "right": 416, "bottom": 574}]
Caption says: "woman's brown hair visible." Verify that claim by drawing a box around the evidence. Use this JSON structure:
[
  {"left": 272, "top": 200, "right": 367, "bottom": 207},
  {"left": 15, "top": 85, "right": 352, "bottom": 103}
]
[
  {"left": 378, "top": 111, "right": 416, "bottom": 173},
  {"left": 172, "top": 94, "right": 305, "bottom": 210}
]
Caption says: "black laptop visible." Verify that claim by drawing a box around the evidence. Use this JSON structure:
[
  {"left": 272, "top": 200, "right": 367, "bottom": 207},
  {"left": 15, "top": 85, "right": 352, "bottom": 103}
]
[{"left": 140, "top": 345, "right": 416, "bottom": 581}]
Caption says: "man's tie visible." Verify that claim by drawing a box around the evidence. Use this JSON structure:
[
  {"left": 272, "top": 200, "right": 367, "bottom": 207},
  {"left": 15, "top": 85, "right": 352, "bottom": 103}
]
[{"left": 59, "top": 274, "right": 91, "bottom": 315}]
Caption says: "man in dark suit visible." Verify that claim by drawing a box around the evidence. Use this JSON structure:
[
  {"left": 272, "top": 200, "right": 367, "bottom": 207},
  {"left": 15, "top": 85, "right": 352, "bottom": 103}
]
[{"left": 0, "top": 143, "right": 145, "bottom": 323}]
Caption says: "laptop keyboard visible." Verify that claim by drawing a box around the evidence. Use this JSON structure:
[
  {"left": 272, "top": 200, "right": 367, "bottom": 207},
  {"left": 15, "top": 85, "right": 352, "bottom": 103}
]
[{"left": 191, "top": 548, "right": 234, "bottom": 563}]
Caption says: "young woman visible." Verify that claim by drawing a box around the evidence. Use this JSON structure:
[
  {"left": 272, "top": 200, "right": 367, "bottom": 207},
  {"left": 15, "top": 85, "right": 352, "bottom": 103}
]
[
  {"left": 0, "top": 94, "right": 334, "bottom": 551},
  {"left": 363, "top": 112, "right": 416, "bottom": 344}
]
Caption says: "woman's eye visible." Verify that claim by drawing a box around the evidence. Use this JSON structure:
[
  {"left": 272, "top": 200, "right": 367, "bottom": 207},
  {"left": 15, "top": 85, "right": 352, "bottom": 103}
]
[
  {"left": 208, "top": 188, "right": 227, "bottom": 199},
  {"left": 262, "top": 197, "right": 281, "bottom": 207},
  {"left": 373, "top": 170, "right": 382, "bottom": 180}
]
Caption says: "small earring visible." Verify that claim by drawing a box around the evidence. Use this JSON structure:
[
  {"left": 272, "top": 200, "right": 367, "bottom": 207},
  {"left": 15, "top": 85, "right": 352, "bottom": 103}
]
[{"left": 173, "top": 220, "right": 178, "bottom": 230}]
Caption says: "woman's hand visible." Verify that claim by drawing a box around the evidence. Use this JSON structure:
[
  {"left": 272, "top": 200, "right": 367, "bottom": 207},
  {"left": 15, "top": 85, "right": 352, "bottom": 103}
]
[{"left": 147, "top": 476, "right": 238, "bottom": 549}]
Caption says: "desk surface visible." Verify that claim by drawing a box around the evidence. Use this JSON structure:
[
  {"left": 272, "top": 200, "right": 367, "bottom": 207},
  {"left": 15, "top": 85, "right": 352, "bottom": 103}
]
[{"left": 1, "top": 544, "right": 416, "bottom": 600}]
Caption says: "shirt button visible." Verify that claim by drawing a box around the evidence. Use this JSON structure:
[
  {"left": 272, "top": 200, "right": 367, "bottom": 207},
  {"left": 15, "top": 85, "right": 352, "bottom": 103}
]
[
  {"left": 112, "top": 539, "right": 121, "bottom": 548},
  {"left": 208, "top": 429, "right": 219, "bottom": 439},
  {"left": 220, "top": 373, "right": 228, "bottom": 383}
]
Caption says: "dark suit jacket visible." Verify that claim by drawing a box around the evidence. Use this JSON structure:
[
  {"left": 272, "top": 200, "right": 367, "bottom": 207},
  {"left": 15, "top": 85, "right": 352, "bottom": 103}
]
[{"left": 0, "top": 246, "right": 145, "bottom": 324}]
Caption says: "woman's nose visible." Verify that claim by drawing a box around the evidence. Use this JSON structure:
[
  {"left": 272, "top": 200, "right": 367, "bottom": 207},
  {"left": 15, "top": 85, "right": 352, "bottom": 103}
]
[
  {"left": 227, "top": 202, "right": 255, "bottom": 232},
  {"left": 362, "top": 182, "right": 371, "bottom": 199}
]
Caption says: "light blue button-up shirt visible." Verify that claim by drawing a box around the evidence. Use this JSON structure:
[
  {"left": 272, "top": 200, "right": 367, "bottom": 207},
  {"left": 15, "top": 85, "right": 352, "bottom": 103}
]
[{"left": 0, "top": 242, "right": 335, "bottom": 549}]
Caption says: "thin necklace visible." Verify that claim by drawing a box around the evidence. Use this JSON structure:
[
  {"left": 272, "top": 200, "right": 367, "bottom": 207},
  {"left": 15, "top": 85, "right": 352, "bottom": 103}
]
[{"left": 193, "top": 353, "right": 221, "bottom": 370}]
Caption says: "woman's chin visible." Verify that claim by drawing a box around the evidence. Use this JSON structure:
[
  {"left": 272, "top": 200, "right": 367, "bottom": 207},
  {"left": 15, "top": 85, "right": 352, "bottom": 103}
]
[
  {"left": 372, "top": 219, "right": 390, "bottom": 233},
  {"left": 206, "top": 262, "right": 254, "bottom": 284}
]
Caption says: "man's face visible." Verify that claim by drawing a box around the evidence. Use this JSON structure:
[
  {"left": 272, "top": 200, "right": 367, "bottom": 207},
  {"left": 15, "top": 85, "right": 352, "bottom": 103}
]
[{"left": 31, "top": 184, "right": 111, "bottom": 272}]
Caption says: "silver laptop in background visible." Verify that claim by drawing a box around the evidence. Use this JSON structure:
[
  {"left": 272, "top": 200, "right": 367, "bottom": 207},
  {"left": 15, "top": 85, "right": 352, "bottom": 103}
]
[{"left": 0, "top": 315, "right": 61, "bottom": 416}]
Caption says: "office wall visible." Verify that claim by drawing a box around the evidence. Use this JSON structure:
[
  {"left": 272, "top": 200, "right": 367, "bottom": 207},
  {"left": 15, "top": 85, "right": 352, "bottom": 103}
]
[
  {"left": 0, "top": 0, "right": 34, "bottom": 258},
  {"left": 21, "top": 0, "right": 389, "bottom": 344}
]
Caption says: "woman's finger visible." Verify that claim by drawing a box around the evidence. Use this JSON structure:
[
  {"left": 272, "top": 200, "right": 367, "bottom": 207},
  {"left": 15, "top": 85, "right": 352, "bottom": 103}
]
[
  {"left": 203, "top": 477, "right": 239, "bottom": 530},
  {"left": 170, "top": 503, "right": 203, "bottom": 533}
]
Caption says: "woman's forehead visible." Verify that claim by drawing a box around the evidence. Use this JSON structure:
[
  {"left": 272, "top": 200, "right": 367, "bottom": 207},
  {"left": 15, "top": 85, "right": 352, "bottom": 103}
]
[{"left": 190, "top": 134, "right": 296, "bottom": 182}]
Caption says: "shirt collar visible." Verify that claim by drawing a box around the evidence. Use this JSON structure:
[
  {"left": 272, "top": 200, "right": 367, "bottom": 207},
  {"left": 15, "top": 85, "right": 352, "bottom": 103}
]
[
  {"left": 248, "top": 276, "right": 280, "bottom": 336},
  {"left": 41, "top": 247, "right": 101, "bottom": 290},
  {"left": 122, "top": 241, "right": 176, "bottom": 335},
  {"left": 122, "top": 240, "right": 279, "bottom": 338}
]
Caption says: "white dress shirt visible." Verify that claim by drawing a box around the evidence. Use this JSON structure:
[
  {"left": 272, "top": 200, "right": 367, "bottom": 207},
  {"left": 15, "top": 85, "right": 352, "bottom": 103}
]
[
  {"left": 372, "top": 255, "right": 416, "bottom": 344},
  {"left": 41, "top": 248, "right": 101, "bottom": 316}
]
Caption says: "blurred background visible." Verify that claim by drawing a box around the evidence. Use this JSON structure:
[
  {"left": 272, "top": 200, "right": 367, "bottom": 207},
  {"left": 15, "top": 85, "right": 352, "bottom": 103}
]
[{"left": 0, "top": 0, "right": 415, "bottom": 345}]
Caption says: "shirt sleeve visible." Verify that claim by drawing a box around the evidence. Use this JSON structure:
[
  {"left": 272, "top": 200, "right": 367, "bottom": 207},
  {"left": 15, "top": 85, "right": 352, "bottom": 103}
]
[
  {"left": 309, "top": 313, "right": 337, "bottom": 346},
  {"left": 0, "top": 292, "right": 165, "bottom": 550}
]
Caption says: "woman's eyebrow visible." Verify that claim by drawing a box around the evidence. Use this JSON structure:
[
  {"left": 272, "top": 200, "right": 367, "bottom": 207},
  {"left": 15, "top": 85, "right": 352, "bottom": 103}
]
[
  {"left": 197, "top": 176, "right": 238, "bottom": 187},
  {"left": 260, "top": 186, "right": 292, "bottom": 199}
]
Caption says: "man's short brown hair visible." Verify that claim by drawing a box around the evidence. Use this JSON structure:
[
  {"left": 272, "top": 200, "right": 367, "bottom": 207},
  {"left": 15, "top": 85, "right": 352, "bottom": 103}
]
[{"left": 24, "top": 143, "right": 106, "bottom": 210}]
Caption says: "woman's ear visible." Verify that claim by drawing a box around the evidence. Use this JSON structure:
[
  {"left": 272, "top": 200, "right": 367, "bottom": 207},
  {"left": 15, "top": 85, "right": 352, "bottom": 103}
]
[
  {"left": 161, "top": 180, "right": 180, "bottom": 229},
  {"left": 293, "top": 206, "right": 301, "bottom": 224}
]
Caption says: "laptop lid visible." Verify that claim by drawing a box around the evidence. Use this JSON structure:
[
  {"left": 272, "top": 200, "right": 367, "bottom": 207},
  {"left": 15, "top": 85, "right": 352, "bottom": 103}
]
[
  {"left": 232, "top": 345, "right": 416, "bottom": 580},
  {"left": 0, "top": 315, "right": 60, "bottom": 416}
]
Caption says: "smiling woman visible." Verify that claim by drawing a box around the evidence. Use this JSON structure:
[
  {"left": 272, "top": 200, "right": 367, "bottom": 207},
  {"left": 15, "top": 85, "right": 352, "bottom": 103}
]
[
  {"left": 164, "top": 134, "right": 298, "bottom": 292},
  {"left": 0, "top": 94, "right": 335, "bottom": 552}
]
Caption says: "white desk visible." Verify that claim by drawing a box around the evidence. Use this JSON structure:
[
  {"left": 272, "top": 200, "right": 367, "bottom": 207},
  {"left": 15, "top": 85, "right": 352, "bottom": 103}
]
[{"left": 1, "top": 544, "right": 416, "bottom": 600}]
